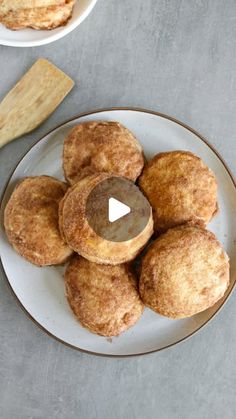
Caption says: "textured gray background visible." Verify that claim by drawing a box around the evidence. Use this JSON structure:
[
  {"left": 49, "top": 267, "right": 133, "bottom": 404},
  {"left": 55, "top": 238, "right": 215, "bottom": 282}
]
[{"left": 0, "top": 1, "right": 236, "bottom": 418}]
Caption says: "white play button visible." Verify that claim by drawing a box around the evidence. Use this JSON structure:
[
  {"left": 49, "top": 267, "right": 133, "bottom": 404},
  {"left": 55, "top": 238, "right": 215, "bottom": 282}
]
[
  {"left": 86, "top": 176, "right": 152, "bottom": 242},
  {"left": 108, "top": 197, "right": 131, "bottom": 223}
]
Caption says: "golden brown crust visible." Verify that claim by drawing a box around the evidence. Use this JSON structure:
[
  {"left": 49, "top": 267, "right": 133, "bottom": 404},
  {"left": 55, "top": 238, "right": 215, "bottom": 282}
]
[
  {"left": 65, "top": 256, "right": 144, "bottom": 336},
  {"left": 59, "top": 173, "right": 153, "bottom": 265},
  {"left": 0, "top": 0, "right": 65, "bottom": 12},
  {"left": 139, "top": 150, "right": 218, "bottom": 233},
  {"left": 139, "top": 225, "right": 230, "bottom": 319},
  {"left": 0, "top": 0, "right": 75, "bottom": 30},
  {"left": 4, "top": 176, "right": 73, "bottom": 266},
  {"left": 63, "top": 121, "right": 145, "bottom": 184}
]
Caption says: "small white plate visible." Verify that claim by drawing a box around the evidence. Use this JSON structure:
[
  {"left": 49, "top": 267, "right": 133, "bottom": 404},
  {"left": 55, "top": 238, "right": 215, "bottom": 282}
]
[
  {"left": 1, "top": 108, "right": 236, "bottom": 357},
  {"left": 0, "top": 0, "right": 98, "bottom": 47}
]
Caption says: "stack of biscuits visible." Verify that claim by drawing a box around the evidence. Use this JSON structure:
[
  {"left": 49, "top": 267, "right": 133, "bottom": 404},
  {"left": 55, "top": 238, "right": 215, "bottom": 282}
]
[
  {"left": 4, "top": 121, "right": 230, "bottom": 337},
  {"left": 0, "top": 0, "right": 76, "bottom": 30}
]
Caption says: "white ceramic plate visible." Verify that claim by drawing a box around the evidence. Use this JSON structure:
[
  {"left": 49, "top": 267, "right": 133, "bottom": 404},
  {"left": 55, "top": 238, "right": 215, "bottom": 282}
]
[
  {"left": 1, "top": 108, "right": 236, "bottom": 357},
  {"left": 0, "top": 0, "right": 98, "bottom": 47}
]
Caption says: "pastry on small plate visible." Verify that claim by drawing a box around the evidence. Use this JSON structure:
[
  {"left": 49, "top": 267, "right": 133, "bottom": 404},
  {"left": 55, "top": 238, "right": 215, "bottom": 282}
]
[
  {"left": 65, "top": 255, "right": 144, "bottom": 337},
  {"left": 139, "top": 224, "right": 230, "bottom": 319},
  {"left": 0, "top": 0, "right": 75, "bottom": 30},
  {"left": 139, "top": 150, "right": 218, "bottom": 233},
  {"left": 0, "top": 0, "right": 65, "bottom": 13},
  {"left": 4, "top": 176, "right": 73, "bottom": 266},
  {"left": 63, "top": 121, "right": 145, "bottom": 184},
  {"left": 59, "top": 173, "right": 153, "bottom": 265}
]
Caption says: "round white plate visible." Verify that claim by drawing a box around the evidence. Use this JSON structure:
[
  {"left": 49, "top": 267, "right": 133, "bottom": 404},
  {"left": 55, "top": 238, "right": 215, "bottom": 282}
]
[
  {"left": 1, "top": 108, "right": 236, "bottom": 357},
  {"left": 0, "top": 0, "right": 98, "bottom": 47}
]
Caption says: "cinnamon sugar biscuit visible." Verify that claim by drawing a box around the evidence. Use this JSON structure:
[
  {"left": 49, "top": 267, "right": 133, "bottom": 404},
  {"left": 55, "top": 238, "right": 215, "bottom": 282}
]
[
  {"left": 59, "top": 173, "right": 153, "bottom": 265},
  {"left": 4, "top": 176, "right": 73, "bottom": 266},
  {"left": 139, "top": 151, "right": 218, "bottom": 233},
  {"left": 0, "top": 0, "right": 65, "bottom": 13},
  {"left": 0, "top": 0, "right": 75, "bottom": 30},
  {"left": 65, "top": 256, "right": 144, "bottom": 336},
  {"left": 139, "top": 225, "right": 229, "bottom": 319},
  {"left": 63, "top": 121, "right": 144, "bottom": 184}
]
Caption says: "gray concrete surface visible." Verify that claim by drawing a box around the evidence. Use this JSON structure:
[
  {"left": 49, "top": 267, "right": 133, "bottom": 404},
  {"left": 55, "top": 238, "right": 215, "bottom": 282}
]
[{"left": 0, "top": 0, "right": 236, "bottom": 418}]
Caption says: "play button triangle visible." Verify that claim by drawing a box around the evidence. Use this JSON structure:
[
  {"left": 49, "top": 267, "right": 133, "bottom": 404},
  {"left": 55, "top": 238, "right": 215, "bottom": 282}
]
[
  {"left": 108, "top": 197, "right": 131, "bottom": 223},
  {"left": 86, "top": 176, "right": 152, "bottom": 242}
]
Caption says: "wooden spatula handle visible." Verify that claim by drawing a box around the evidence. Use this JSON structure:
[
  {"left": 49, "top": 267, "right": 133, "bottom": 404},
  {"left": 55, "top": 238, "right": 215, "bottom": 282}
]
[{"left": 0, "top": 58, "right": 74, "bottom": 149}]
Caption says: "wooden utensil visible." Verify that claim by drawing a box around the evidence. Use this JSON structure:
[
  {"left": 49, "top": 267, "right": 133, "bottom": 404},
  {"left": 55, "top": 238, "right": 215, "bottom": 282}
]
[{"left": 0, "top": 58, "right": 74, "bottom": 149}]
